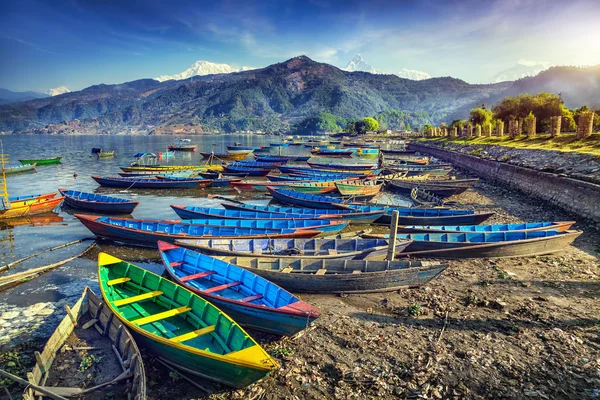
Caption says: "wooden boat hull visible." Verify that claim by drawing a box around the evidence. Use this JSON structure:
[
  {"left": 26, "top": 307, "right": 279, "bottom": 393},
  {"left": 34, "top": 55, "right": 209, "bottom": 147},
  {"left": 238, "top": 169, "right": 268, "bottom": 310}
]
[
  {"left": 387, "top": 181, "right": 466, "bottom": 198},
  {"left": 3, "top": 163, "right": 36, "bottom": 175},
  {"left": 93, "top": 176, "right": 212, "bottom": 189},
  {"left": 398, "top": 221, "right": 575, "bottom": 234},
  {"left": 22, "top": 196, "right": 64, "bottom": 217},
  {"left": 76, "top": 214, "right": 321, "bottom": 247},
  {"left": 9, "top": 192, "right": 57, "bottom": 204},
  {"left": 19, "top": 157, "right": 62, "bottom": 165},
  {"left": 98, "top": 253, "right": 277, "bottom": 387},
  {"left": 0, "top": 205, "right": 31, "bottom": 219},
  {"left": 200, "top": 152, "right": 248, "bottom": 161},
  {"left": 158, "top": 242, "right": 320, "bottom": 336},
  {"left": 24, "top": 287, "right": 146, "bottom": 400},
  {"left": 175, "top": 238, "right": 409, "bottom": 260},
  {"left": 222, "top": 257, "right": 448, "bottom": 294},
  {"left": 59, "top": 189, "right": 139, "bottom": 214},
  {"left": 393, "top": 230, "right": 583, "bottom": 259}
]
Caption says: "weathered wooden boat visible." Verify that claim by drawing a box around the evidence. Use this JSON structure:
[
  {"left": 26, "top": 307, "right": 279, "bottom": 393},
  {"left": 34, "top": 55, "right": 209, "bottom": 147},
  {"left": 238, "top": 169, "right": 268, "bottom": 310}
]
[
  {"left": 219, "top": 257, "right": 448, "bottom": 294},
  {"left": 397, "top": 221, "right": 576, "bottom": 234},
  {"left": 19, "top": 156, "right": 62, "bottom": 165},
  {"left": 345, "top": 204, "right": 495, "bottom": 225},
  {"left": 158, "top": 242, "right": 320, "bottom": 336},
  {"left": 419, "top": 178, "right": 479, "bottom": 187},
  {"left": 24, "top": 287, "right": 146, "bottom": 400},
  {"left": 220, "top": 202, "right": 385, "bottom": 224},
  {"left": 307, "top": 161, "right": 377, "bottom": 171},
  {"left": 168, "top": 138, "right": 197, "bottom": 151},
  {"left": 200, "top": 152, "right": 249, "bottom": 161},
  {"left": 98, "top": 253, "right": 278, "bottom": 387},
  {"left": 387, "top": 180, "right": 467, "bottom": 198},
  {"left": 384, "top": 166, "right": 450, "bottom": 178},
  {"left": 92, "top": 176, "right": 213, "bottom": 189},
  {"left": 59, "top": 188, "right": 139, "bottom": 214},
  {"left": 2, "top": 163, "right": 36, "bottom": 175},
  {"left": 364, "top": 230, "right": 583, "bottom": 259},
  {"left": 175, "top": 238, "right": 410, "bottom": 261},
  {"left": 171, "top": 205, "right": 349, "bottom": 222},
  {"left": 174, "top": 217, "right": 349, "bottom": 236},
  {"left": 411, "top": 187, "right": 447, "bottom": 207},
  {"left": 76, "top": 214, "right": 322, "bottom": 247},
  {"left": 121, "top": 165, "right": 223, "bottom": 173},
  {"left": 98, "top": 151, "right": 115, "bottom": 158},
  {"left": 335, "top": 181, "right": 383, "bottom": 196}
]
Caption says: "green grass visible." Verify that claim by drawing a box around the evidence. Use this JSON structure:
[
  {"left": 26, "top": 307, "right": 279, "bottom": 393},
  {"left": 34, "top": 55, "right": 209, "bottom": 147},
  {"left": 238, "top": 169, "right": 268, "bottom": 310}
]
[{"left": 419, "top": 133, "right": 600, "bottom": 157}]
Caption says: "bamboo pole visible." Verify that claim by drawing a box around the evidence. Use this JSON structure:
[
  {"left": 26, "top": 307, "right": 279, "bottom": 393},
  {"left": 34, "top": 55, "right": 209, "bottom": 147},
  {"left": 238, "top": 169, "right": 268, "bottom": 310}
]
[{"left": 386, "top": 210, "right": 400, "bottom": 260}]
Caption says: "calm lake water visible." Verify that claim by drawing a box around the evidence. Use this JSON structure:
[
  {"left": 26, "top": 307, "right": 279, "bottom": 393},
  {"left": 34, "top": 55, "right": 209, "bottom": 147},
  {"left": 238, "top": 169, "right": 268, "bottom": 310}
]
[{"left": 0, "top": 134, "right": 409, "bottom": 346}]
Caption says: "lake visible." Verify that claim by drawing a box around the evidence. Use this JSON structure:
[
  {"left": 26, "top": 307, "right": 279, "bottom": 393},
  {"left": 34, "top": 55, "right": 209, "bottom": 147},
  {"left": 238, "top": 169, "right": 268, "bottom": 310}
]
[{"left": 0, "top": 134, "right": 409, "bottom": 345}]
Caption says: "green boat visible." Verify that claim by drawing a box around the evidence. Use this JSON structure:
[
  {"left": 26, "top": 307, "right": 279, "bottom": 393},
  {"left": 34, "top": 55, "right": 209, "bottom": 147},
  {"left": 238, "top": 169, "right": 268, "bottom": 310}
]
[
  {"left": 98, "top": 253, "right": 278, "bottom": 388},
  {"left": 98, "top": 151, "right": 115, "bottom": 158},
  {"left": 19, "top": 156, "right": 62, "bottom": 165}
]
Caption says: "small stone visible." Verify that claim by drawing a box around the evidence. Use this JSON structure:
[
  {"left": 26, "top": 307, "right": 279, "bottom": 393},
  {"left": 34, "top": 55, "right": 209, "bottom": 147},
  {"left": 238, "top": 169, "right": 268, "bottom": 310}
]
[{"left": 1, "top": 311, "right": 19, "bottom": 320}]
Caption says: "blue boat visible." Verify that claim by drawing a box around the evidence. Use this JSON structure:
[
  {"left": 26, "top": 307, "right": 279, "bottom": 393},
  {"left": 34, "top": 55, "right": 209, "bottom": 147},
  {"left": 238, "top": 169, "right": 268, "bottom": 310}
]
[
  {"left": 398, "top": 221, "right": 575, "bottom": 234},
  {"left": 231, "top": 161, "right": 283, "bottom": 168},
  {"left": 157, "top": 241, "right": 320, "bottom": 335},
  {"left": 254, "top": 147, "right": 272, "bottom": 153},
  {"left": 92, "top": 176, "right": 212, "bottom": 189},
  {"left": 59, "top": 188, "right": 139, "bottom": 214},
  {"left": 226, "top": 145, "right": 261, "bottom": 151},
  {"left": 223, "top": 166, "right": 271, "bottom": 176},
  {"left": 170, "top": 205, "right": 348, "bottom": 222},
  {"left": 220, "top": 202, "right": 384, "bottom": 224},
  {"left": 174, "top": 217, "right": 349, "bottom": 236},
  {"left": 266, "top": 175, "right": 329, "bottom": 182},
  {"left": 75, "top": 215, "right": 321, "bottom": 247},
  {"left": 267, "top": 187, "right": 379, "bottom": 208},
  {"left": 270, "top": 143, "right": 289, "bottom": 147}
]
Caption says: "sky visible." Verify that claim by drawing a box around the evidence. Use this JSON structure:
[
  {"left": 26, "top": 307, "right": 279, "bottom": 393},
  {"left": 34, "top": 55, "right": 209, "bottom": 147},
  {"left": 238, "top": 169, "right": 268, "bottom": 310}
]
[{"left": 1, "top": 0, "right": 599, "bottom": 92}]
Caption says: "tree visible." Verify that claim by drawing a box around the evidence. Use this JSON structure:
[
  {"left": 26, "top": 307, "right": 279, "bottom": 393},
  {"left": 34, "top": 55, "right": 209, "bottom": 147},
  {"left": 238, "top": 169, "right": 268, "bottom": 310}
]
[
  {"left": 355, "top": 117, "right": 379, "bottom": 134},
  {"left": 293, "top": 112, "right": 347, "bottom": 135},
  {"left": 470, "top": 108, "right": 493, "bottom": 126},
  {"left": 405, "top": 123, "right": 411, "bottom": 132}
]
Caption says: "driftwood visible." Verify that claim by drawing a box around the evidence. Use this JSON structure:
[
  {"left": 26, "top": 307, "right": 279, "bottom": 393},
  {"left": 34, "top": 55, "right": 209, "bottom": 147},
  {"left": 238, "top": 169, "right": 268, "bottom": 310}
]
[
  {"left": 34, "top": 370, "right": 131, "bottom": 397},
  {"left": 0, "top": 368, "right": 67, "bottom": 400},
  {"left": 0, "top": 242, "right": 96, "bottom": 291}
]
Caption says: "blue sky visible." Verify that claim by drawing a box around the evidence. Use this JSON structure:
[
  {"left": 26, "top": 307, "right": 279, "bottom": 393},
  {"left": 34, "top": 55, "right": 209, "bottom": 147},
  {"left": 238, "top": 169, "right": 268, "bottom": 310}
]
[{"left": 1, "top": 0, "right": 599, "bottom": 92}]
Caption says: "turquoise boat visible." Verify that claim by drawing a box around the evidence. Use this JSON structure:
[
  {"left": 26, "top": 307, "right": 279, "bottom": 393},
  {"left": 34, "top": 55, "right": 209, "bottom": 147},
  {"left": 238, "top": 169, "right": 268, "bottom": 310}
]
[{"left": 98, "top": 253, "right": 278, "bottom": 388}]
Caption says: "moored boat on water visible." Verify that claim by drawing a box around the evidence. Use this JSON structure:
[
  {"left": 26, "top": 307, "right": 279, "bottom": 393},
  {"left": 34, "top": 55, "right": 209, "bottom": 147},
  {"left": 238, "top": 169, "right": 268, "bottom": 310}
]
[
  {"left": 98, "top": 253, "right": 278, "bottom": 387},
  {"left": 19, "top": 156, "right": 62, "bottom": 165},
  {"left": 200, "top": 151, "right": 250, "bottom": 161},
  {"left": 2, "top": 163, "right": 36, "bottom": 175},
  {"left": 92, "top": 176, "right": 213, "bottom": 189},
  {"left": 59, "top": 188, "right": 139, "bottom": 214},
  {"left": 158, "top": 241, "right": 320, "bottom": 336},
  {"left": 168, "top": 138, "right": 197, "bottom": 151}
]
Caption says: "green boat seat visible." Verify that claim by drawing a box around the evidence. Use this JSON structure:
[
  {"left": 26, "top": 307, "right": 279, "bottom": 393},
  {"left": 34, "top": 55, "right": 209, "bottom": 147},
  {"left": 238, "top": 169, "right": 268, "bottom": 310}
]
[
  {"left": 170, "top": 325, "right": 215, "bottom": 343},
  {"left": 133, "top": 306, "right": 191, "bottom": 326},
  {"left": 179, "top": 270, "right": 216, "bottom": 283},
  {"left": 203, "top": 281, "right": 241, "bottom": 293},
  {"left": 114, "top": 291, "right": 163, "bottom": 307},
  {"left": 107, "top": 277, "right": 131, "bottom": 286}
]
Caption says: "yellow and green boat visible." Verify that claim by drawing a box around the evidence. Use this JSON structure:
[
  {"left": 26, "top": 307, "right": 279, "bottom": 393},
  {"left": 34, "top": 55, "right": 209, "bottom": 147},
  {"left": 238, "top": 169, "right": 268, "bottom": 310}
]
[{"left": 98, "top": 253, "right": 278, "bottom": 388}]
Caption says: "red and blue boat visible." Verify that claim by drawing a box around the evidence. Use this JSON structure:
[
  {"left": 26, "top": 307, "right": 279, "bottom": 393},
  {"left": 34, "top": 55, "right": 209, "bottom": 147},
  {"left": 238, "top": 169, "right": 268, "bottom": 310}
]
[
  {"left": 92, "top": 176, "right": 212, "bottom": 189},
  {"left": 59, "top": 188, "right": 139, "bottom": 214},
  {"left": 223, "top": 165, "right": 271, "bottom": 176},
  {"left": 158, "top": 241, "right": 320, "bottom": 336}
]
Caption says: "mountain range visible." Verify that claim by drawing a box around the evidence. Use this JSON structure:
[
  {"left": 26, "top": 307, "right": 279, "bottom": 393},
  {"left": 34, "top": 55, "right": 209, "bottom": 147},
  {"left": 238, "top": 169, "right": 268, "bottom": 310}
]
[
  {"left": 0, "top": 56, "right": 597, "bottom": 134},
  {"left": 342, "top": 54, "right": 432, "bottom": 81},
  {"left": 0, "top": 88, "right": 47, "bottom": 105}
]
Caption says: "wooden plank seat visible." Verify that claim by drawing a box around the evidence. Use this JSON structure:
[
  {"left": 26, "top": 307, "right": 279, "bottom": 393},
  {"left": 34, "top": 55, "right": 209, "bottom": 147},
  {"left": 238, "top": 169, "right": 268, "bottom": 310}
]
[
  {"left": 315, "top": 269, "right": 327, "bottom": 275},
  {"left": 114, "top": 291, "right": 163, "bottom": 307},
  {"left": 132, "top": 306, "right": 191, "bottom": 326},
  {"left": 203, "top": 281, "right": 241, "bottom": 294},
  {"left": 179, "top": 270, "right": 216, "bottom": 283},
  {"left": 238, "top": 294, "right": 263, "bottom": 303},
  {"left": 107, "top": 277, "right": 131, "bottom": 286},
  {"left": 169, "top": 325, "right": 215, "bottom": 343},
  {"left": 170, "top": 261, "right": 184, "bottom": 268}
]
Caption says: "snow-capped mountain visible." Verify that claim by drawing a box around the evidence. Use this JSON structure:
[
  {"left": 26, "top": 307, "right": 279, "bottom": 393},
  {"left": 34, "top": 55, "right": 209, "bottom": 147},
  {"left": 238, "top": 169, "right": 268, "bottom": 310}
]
[
  {"left": 156, "top": 60, "right": 255, "bottom": 82},
  {"left": 47, "top": 86, "right": 70, "bottom": 96},
  {"left": 343, "top": 54, "right": 378, "bottom": 74},
  {"left": 492, "top": 59, "right": 551, "bottom": 83},
  {"left": 396, "top": 68, "right": 431, "bottom": 81}
]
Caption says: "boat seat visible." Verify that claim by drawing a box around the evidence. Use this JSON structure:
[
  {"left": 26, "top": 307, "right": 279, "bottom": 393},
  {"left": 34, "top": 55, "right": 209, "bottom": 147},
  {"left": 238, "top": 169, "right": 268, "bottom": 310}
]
[
  {"left": 179, "top": 270, "right": 216, "bottom": 283},
  {"left": 203, "top": 281, "right": 242, "bottom": 293},
  {"left": 170, "top": 261, "right": 184, "bottom": 268},
  {"left": 238, "top": 294, "right": 263, "bottom": 303},
  {"left": 315, "top": 269, "right": 327, "bottom": 275},
  {"left": 114, "top": 291, "right": 163, "bottom": 307},
  {"left": 327, "top": 249, "right": 338, "bottom": 255},
  {"left": 351, "top": 270, "right": 362, "bottom": 274},
  {"left": 169, "top": 325, "right": 215, "bottom": 343},
  {"left": 280, "top": 267, "right": 293, "bottom": 273},
  {"left": 107, "top": 277, "right": 131, "bottom": 286},
  {"left": 133, "top": 306, "right": 191, "bottom": 326}
]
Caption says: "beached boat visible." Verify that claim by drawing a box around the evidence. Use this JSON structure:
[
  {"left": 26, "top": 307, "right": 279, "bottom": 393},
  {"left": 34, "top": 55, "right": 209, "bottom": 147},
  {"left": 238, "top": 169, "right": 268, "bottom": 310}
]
[
  {"left": 59, "top": 188, "right": 139, "bottom": 214},
  {"left": 92, "top": 176, "right": 212, "bottom": 189},
  {"left": 158, "top": 242, "right": 320, "bottom": 336},
  {"left": 219, "top": 257, "right": 448, "bottom": 294},
  {"left": 335, "top": 181, "right": 383, "bottom": 196},
  {"left": 410, "top": 187, "right": 447, "bottom": 207},
  {"left": 98, "top": 253, "right": 277, "bottom": 387},
  {"left": 200, "top": 152, "right": 249, "bottom": 161},
  {"left": 98, "top": 151, "right": 115, "bottom": 158},
  {"left": 267, "top": 187, "right": 360, "bottom": 209},
  {"left": 345, "top": 204, "right": 495, "bottom": 225},
  {"left": 277, "top": 165, "right": 374, "bottom": 176},
  {"left": 175, "top": 238, "right": 409, "bottom": 261},
  {"left": 384, "top": 166, "right": 451, "bottom": 178},
  {"left": 2, "top": 163, "right": 36, "bottom": 175},
  {"left": 171, "top": 205, "right": 347, "bottom": 222},
  {"left": 224, "top": 165, "right": 271, "bottom": 176},
  {"left": 220, "top": 202, "right": 385, "bottom": 224},
  {"left": 397, "top": 221, "right": 576, "bottom": 234},
  {"left": 174, "top": 217, "right": 348, "bottom": 236},
  {"left": 168, "top": 138, "right": 197, "bottom": 151},
  {"left": 19, "top": 157, "right": 62, "bottom": 165},
  {"left": 76, "top": 215, "right": 322, "bottom": 247},
  {"left": 24, "top": 287, "right": 146, "bottom": 400},
  {"left": 387, "top": 180, "right": 468, "bottom": 198},
  {"left": 363, "top": 230, "right": 583, "bottom": 259},
  {"left": 307, "top": 161, "right": 377, "bottom": 171}
]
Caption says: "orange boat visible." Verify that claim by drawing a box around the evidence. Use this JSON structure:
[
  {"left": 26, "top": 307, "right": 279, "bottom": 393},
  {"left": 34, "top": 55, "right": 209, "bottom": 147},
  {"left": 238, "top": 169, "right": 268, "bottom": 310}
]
[{"left": 0, "top": 196, "right": 63, "bottom": 220}]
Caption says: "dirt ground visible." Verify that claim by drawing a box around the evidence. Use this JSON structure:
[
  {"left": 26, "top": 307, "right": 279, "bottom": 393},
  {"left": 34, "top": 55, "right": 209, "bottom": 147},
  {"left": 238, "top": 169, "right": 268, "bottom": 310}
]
[{"left": 2, "top": 181, "right": 599, "bottom": 400}]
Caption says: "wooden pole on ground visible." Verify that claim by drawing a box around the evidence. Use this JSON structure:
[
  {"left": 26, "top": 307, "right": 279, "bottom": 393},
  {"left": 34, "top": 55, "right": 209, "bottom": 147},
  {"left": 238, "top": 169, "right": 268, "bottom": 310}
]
[
  {"left": 0, "top": 369, "right": 68, "bottom": 400},
  {"left": 386, "top": 210, "right": 400, "bottom": 260}
]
